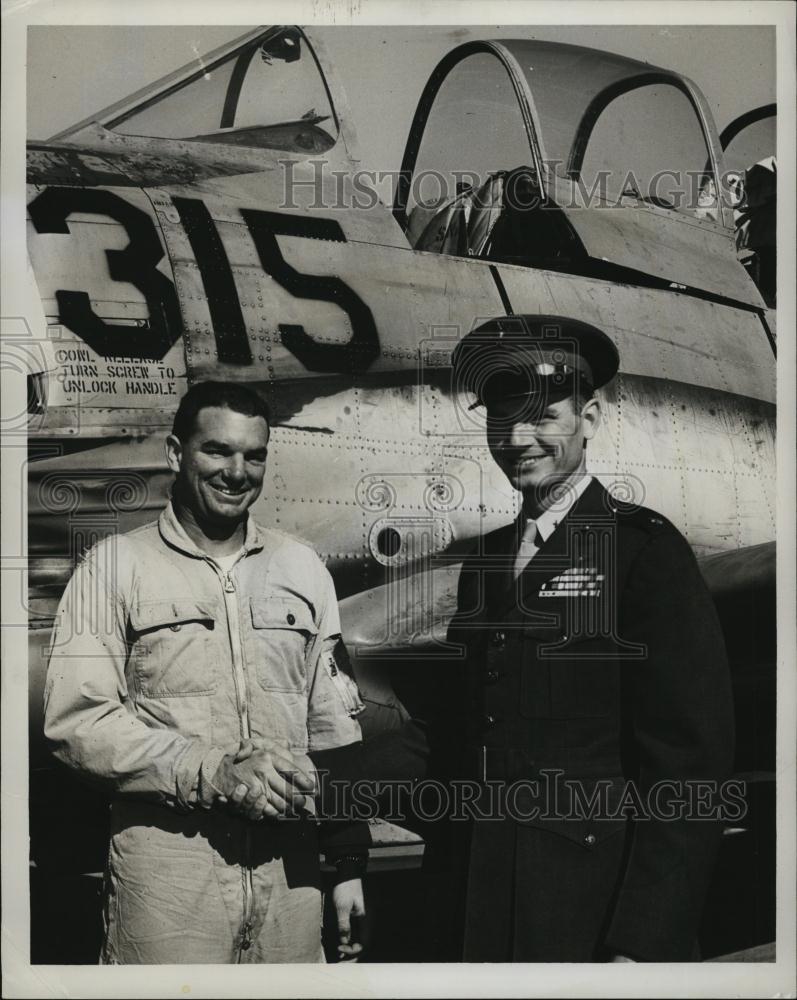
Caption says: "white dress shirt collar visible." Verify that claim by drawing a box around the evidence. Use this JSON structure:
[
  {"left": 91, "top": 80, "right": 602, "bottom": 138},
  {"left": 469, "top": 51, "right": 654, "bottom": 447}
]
[{"left": 523, "top": 473, "right": 593, "bottom": 545}]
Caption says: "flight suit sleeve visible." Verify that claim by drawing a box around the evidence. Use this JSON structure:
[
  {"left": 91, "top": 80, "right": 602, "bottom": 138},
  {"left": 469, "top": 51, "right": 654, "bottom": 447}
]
[
  {"left": 302, "top": 557, "right": 369, "bottom": 875},
  {"left": 306, "top": 560, "right": 364, "bottom": 752},
  {"left": 603, "top": 523, "right": 735, "bottom": 961},
  {"left": 43, "top": 544, "right": 223, "bottom": 810},
  {"left": 310, "top": 721, "right": 432, "bottom": 882}
]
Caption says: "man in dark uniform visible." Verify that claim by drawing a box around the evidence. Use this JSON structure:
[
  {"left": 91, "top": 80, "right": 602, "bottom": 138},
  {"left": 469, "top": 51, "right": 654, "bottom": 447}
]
[{"left": 443, "top": 314, "right": 735, "bottom": 962}]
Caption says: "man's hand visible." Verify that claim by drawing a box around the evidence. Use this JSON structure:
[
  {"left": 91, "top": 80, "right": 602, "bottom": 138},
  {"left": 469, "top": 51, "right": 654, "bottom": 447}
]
[
  {"left": 332, "top": 879, "right": 365, "bottom": 961},
  {"left": 235, "top": 738, "right": 315, "bottom": 808},
  {"left": 610, "top": 953, "right": 637, "bottom": 962},
  {"left": 212, "top": 743, "right": 315, "bottom": 821}
]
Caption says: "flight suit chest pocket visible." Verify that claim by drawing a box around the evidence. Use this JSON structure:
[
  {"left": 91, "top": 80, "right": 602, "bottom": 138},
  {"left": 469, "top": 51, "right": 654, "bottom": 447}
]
[
  {"left": 519, "top": 628, "right": 618, "bottom": 720},
  {"left": 130, "top": 600, "right": 217, "bottom": 697},
  {"left": 250, "top": 597, "right": 318, "bottom": 693}
]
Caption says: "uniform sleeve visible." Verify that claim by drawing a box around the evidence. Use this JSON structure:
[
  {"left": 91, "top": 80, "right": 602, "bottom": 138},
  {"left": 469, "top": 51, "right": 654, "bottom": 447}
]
[
  {"left": 306, "top": 559, "right": 363, "bottom": 752},
  {"left": 43, "top": 544, "right": 224, "bottom": 810},
  {"left": 603, "top": 525, "right": 735, "bottom": 961}
]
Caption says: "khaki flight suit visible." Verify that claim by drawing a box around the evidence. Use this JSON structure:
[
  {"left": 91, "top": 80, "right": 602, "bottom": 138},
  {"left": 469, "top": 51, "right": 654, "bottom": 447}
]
[{"left": 44, "top": 503, "right": 363, "bottom": 963}]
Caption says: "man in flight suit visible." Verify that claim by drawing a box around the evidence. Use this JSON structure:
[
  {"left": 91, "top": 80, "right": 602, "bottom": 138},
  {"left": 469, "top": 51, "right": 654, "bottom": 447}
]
[
  {"left": 44, "top": 381, "right": 369, "bottom": 963},
  {"left": 445, "top": 315, "right": 735, "bottom": 962}
]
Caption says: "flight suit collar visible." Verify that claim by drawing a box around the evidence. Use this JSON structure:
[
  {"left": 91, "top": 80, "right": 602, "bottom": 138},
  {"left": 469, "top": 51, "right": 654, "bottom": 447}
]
[{"left": 158, "top": 500, "right": 266, "bottom": 559}]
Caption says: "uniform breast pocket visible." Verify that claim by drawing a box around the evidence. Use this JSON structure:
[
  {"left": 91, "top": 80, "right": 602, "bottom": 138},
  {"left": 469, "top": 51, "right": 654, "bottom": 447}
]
[
  {"left": 130, "top": 601, "right": 217, "bottom": 697},
  {"left": 520, "top": 629, "right": 618, "bottom": 719},
  {"left": 249, "top": 597, "right": 318, "bottom": 693}
]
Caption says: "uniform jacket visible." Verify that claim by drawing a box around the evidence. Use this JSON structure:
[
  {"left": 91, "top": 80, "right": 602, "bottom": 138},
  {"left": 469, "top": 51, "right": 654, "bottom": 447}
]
[
  {"left": 43, "top": 502, "right": 364, "bottom": 963},
  {"left": 446, "top": 477, "right": 735, "bottom": 961}
]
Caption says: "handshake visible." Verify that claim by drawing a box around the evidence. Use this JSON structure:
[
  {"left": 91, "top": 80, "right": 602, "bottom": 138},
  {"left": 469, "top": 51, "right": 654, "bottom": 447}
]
[{"left": 210, "top": 738, "right": 316, "bottom": 822}]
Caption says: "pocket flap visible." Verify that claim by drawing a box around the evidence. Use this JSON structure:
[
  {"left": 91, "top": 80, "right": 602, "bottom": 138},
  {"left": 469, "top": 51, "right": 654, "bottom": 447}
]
[
  {"left": 522, "top": 623, "right": 562, "bottom": 639},
  {"left": 131, "top": 600, "right": 217, "bottom": 632},
  {"left": 511, "top": 777, "right": 628, "bottom": 845},
  {"left": 540, "top": 632, "right": 619, "bottom": 659},
  {"left": 250, "top": 597, "right": 318, "bottom": 634},
  {"left": 516, "top": 813, "right": 627, "bottom": 847}
]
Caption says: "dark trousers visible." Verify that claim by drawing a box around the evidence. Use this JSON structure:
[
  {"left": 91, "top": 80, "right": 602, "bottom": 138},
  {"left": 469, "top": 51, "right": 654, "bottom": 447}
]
[{"left": 463, "top": 816, "right": 627, "bottom": 962}]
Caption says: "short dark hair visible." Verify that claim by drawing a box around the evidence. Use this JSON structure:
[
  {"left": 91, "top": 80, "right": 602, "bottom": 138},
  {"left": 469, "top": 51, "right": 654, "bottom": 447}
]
[{"left": 172, "top": 381, "right": 271, "bottom": 443}]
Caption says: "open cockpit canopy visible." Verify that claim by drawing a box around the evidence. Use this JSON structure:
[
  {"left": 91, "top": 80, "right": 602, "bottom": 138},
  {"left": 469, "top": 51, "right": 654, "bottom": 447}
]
[
  {"left": 396, "top": 39, "right": 766, "bottom": 308},
  {"left": 51, "top": 26, "right": 339, "bottom": 155}
]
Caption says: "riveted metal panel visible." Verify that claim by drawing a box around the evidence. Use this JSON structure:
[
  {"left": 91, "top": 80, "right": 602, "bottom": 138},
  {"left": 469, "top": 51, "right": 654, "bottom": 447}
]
[{"left": 496, "top": 264, "right": 774, "bottom": 403}]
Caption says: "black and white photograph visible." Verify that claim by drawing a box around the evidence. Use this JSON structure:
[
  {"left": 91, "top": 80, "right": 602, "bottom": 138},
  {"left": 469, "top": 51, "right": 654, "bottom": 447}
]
[{"left": 1, "top": 1, "right": 795, "bottom": 996}]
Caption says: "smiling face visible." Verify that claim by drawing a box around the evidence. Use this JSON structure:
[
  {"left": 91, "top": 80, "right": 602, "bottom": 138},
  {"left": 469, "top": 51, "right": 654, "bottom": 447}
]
[
  {"left": 166, "top": 405, "right": 269, "bottom": 536},
  {"left": 486, "top": 393, "right": 601, "bottom": 512}
]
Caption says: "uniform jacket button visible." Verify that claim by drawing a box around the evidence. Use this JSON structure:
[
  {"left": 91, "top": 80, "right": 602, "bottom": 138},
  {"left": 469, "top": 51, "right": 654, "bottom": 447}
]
[
  {"left": 485, "top": 670, "right": 499, "bottom": 684},
  {"left": 491, "top": 631, "right": 506, "bottom": 647},
  {"left": 584, "top": 833, "right": 596, "bottom": 846},
  {"left": 287, "top": 613, "right": 296, "bottom": 625},
  {"left": 484, "top": 714, "right": 498, "bottom": 728},
  {"left": 170, "top": 623, "right": 182, "bottom": 632}
]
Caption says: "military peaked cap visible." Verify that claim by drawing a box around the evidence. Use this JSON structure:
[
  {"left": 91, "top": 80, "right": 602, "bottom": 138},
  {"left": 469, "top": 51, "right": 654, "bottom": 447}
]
[{"left": 451, "top": 314, "right": 619, "bottom": 410}]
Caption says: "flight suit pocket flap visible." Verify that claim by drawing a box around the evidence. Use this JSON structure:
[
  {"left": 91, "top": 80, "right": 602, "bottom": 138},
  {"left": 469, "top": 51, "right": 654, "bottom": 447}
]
[
  {"left": 130, "top": 600, "right": 217, "bottom": 633},
  {"left": 130, "top": 601, "right": 217, "bottom": 698},
  {"left": 250, "top": 597, "right": 318, "bottom": 633}
]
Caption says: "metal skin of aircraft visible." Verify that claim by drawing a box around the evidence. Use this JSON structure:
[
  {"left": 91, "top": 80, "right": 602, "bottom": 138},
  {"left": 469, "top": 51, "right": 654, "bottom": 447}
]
[{"left": 23, "top": 26, "right": 775, "bottom": 961}]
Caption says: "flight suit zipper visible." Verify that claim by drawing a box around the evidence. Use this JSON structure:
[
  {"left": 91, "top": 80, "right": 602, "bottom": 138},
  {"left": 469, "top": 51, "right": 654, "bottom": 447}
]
[{"left": 214, "top": 562, "right": 256, "bottom": 962}]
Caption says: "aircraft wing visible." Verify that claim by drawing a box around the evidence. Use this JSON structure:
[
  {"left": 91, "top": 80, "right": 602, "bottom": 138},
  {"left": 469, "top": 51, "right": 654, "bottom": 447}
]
[
  {"left": 341, "top": 543, "right": 774, "bottom": 653},
  {"left": 339, "top": 564, "right": 461, "bottom": 658},
  {"left": 698, "top": 539, "right": 775, "bottom": 598}
]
